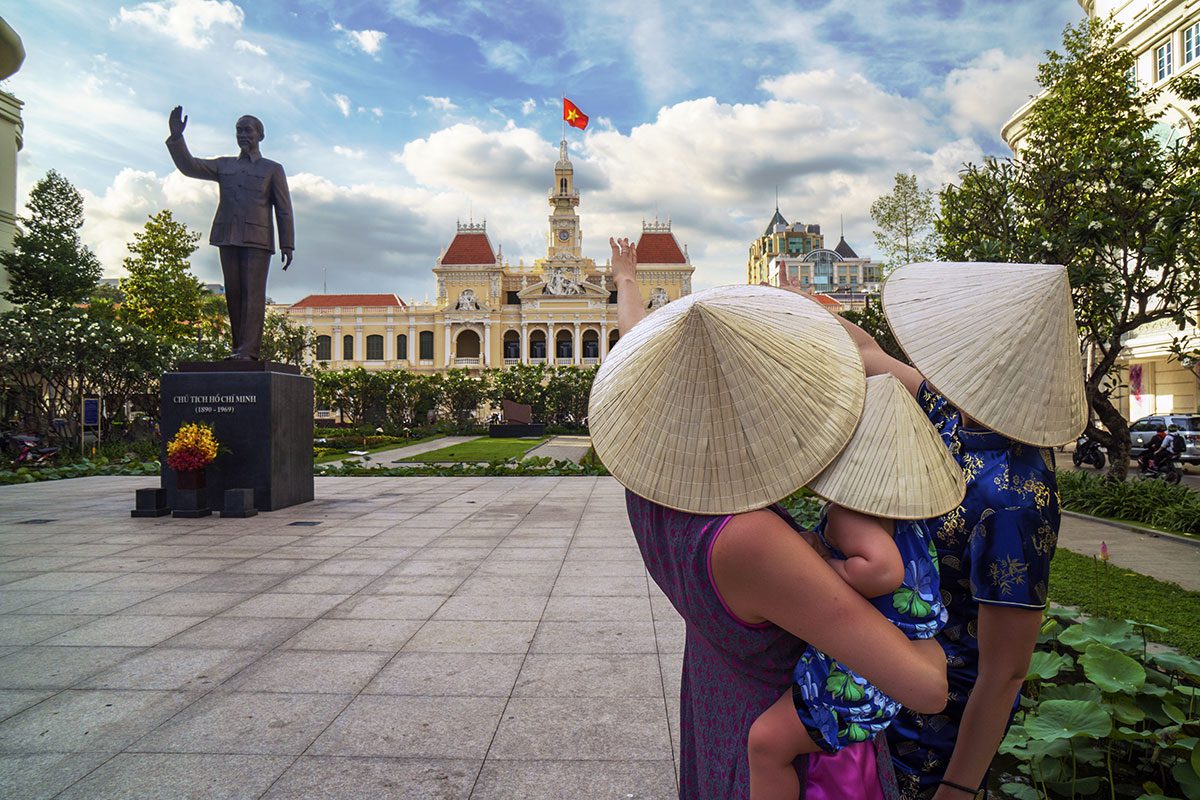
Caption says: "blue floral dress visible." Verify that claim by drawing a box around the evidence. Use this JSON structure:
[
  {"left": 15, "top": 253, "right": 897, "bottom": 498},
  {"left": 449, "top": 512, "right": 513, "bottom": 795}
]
[
  {"left": 887, "top": 383, "right": 1059, "bottom": 799},
  {"left": 792, "top": 513, "right": 947, "bottom": 752}
]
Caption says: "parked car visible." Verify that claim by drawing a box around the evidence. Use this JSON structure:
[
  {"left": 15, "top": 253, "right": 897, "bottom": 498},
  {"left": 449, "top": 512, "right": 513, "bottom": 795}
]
[{"left": 1128, "top": 414, "right": 1200, "bottom": 465}]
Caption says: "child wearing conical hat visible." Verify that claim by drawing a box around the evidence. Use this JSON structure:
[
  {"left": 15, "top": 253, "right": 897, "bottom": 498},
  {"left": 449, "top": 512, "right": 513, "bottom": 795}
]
[{"left": 748, "top": 374, "right": 965, "bottom": 800}]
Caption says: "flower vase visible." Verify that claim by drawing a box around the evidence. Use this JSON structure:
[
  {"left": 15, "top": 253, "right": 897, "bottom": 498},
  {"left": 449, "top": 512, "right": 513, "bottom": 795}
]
[
  {"left": 176, "top": 469, "right": 206, "bottom": 490},
  {"left": 173, "top": 468, "right": 211, "bottom": 518}
]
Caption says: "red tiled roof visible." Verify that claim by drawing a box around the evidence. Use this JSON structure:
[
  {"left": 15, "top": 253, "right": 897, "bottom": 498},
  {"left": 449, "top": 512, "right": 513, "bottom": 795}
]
[
  {"left": 292, "top": 293, "right": 405, "bottom": 308},
  {"left": 635, "top": 232, "right": 687, "bottom": 264},
  {"left": 441, "top": 232, "right": 496, "bottom": 265},
  {"left": 813, "top": 294, "right": 843, "bottom": 308}
]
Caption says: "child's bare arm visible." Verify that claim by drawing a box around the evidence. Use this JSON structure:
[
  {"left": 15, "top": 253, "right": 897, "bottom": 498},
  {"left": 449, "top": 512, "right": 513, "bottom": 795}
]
[{"left": 824, "top": 504, "right": 903, "bottom": 599}]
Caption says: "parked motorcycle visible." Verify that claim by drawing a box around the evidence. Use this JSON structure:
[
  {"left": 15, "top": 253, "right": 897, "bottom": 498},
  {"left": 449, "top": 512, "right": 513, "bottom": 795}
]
[
  {"left": 1140, "top": 454, "right": 1183, "bottom": 485},
  {"left": 3, "top": 432, "right": 59, "bottom": 469},
  {"left": 1072, "top": 434, "right": 1106, "bottom": 470}
]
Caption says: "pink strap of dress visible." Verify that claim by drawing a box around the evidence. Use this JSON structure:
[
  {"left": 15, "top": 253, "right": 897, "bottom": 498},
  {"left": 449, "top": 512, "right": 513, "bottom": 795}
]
[{"left": 806, "top": 742, "right": 887, "bottom": 800}]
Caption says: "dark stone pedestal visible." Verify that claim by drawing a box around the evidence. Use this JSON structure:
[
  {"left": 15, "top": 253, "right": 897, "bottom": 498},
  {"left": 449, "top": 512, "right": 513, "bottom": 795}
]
[
  {"left": 161, "top": 366, "right": 313, "bottom": 513},
  {"left": 489, "top": 423, "right": 547, "bottom": 438},
  {"left": 172, "top": 488, "right": 211, "bottom": 518},
  {"left": 221, "top": 488, "right": 259, "bottom": 518},
  {"left": 131, "top": 488, "right": 170, "bottom": 518}
]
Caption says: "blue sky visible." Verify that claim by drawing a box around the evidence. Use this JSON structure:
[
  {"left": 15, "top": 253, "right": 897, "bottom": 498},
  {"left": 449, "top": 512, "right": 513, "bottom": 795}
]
[{"left": 2, "top": 0, "right": 1083, "bottom": 302}]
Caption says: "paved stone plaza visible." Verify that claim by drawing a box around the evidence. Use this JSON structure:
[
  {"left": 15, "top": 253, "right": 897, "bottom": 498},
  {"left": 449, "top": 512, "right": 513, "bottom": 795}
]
[{"left": 0, "top": 476, "right": 682, "bottom": 799}]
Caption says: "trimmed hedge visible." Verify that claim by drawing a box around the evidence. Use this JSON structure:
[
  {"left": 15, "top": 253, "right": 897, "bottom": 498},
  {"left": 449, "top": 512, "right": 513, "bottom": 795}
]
[{"left": 1056, "top": 468, "right": 1200, "bottom": 536}]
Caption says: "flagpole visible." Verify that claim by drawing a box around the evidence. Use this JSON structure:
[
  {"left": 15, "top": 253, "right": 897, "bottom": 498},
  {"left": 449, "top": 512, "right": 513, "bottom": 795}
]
[{"left": 561, "top": 92, "right": 565, "bottom": 141}]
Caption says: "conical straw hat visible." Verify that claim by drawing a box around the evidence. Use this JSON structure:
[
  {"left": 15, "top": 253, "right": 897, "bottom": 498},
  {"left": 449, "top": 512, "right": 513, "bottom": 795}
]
[
  {"left": 882, "top": 262, "right": 1087, "bottom": 447},
  {"left": 588, "top": 284, "right": 866, "bottom": 515},
  {"left": 808, "top": 374, "right": 965, "bottom": 520}
]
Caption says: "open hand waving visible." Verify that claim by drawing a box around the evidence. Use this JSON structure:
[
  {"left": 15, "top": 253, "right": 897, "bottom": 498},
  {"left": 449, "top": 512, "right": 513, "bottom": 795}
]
[{"left": 169, "top": 106, "right": 188, "bottom": 138}]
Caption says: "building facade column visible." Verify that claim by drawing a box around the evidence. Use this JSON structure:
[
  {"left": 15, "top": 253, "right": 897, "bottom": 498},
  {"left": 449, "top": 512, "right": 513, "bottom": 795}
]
[
  {"left": 354, "top": 325, "right": 364, "bottom": 362},
  {"left": 483, "top": 323, "right": 491, "bottom": 367},
  {"left": 444, "top": 324, "right": 452, "bottom": 367},
  {"left": 332, "top": 325, "right": 342, "bottom": 365},
  {"left": 521, "top": 322, "right": 528, "bottom": 365},
  {"left": 600, "top": 320, "right": 608, "bottom": 360},
  {"left": 408, "top": 320, "right": 416, "bottom": 363},
  {"left": 547, "top": 320, "right": 555, "bottom": 366},
  {"left": 573, "top": 321, "right": 581, "bottom": 365},
  {"left": 385, "top": 325, "right": 395, "bottom": 361}
]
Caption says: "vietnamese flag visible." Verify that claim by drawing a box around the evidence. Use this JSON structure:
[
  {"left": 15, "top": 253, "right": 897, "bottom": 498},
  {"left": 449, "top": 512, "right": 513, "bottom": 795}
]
[{"left": 563, "top": 98, "right": 589, "bottom": 130}]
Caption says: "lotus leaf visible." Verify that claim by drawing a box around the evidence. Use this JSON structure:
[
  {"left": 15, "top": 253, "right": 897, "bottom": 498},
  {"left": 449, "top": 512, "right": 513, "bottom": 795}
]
[
  {"left": 1081, "top": 643, "right": 1147, "bottom": 693},
  {"left": 1026, "top": 699, "right": 1112, "bottom": 742}
]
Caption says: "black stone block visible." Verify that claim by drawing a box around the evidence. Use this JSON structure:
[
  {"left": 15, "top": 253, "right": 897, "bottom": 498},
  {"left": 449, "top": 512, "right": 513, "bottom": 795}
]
[
  {"left": 221, "top": 488, "right": 258, "bottom": 518},
  {"left": 131, "top": 488, "right": 170, "bottom": 518},
  {"left": 489, "top": 423, "right": 547, "bottom": 438},
  {"left": 172, "top": 488, "right": 211, "bottom": 518},
  {"left": 161, "top": 369, "right": 314, "bottom": 513}
]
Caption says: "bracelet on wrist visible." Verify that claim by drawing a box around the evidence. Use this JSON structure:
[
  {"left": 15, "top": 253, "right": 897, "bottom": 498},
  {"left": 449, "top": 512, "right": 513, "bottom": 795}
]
[{"left": 939, "top": 778, "right": 981, "bottom": 797}]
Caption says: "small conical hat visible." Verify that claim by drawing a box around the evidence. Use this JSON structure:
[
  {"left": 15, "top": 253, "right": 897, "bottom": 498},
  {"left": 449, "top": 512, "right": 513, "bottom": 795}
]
[
  {"left": 808, "top": 374, "right": 965, "bottom": 520},
  {"left": 882, "top": 262, "right": 1087, "bottom": 447},
  {"left": 588, "top": 284, "right": 866, "bottom": 515}
]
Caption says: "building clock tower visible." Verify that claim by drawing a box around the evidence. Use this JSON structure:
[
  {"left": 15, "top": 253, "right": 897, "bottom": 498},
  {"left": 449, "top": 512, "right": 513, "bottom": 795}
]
[{"left": 547, "top": 139, "right": 582, "bottom": 259}]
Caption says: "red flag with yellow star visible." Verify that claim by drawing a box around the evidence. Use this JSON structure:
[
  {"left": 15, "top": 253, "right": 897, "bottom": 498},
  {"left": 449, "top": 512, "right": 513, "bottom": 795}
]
[{"left": 563, "top": 98, "right": 588, "bottom": 130}]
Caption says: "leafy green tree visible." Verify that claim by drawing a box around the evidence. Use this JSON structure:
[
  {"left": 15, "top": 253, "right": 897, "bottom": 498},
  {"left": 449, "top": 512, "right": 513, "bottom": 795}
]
[
  {"left": 544, "top": 366, "right": 597, "bottom": 425},
  {"left": 870, "top": 172, "right": 938, "bottom": 272},
  {"left": 936, "top": 18, "right": 1200, "bottom": 478},
  {"left": 1, "top": 170, "right": 102, "bottom": 305},
  {"left": 312, "top": 367, "right": 390, "bottom": 425},
  {"left": 118, "top": 210, "right": 204, "bottom": 339},
  {"left": 260, "top": 311, "right": 312, "bottom": 366},
  {"left": 440, "top": 368, "right": 489, "bottom": 424},
  {"left": 488, "top": 363, "right": 547, "bottom": 420}
]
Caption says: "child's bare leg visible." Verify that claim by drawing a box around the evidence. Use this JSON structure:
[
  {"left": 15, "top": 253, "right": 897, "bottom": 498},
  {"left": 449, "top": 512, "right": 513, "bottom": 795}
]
[{"left": 748, "top": 690, "right": 822, "bottom": 800}]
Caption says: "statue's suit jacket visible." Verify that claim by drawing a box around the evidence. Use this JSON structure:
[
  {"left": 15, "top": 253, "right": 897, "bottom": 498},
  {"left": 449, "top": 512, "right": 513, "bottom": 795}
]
[{"left": 165, "top": 135, "right": 294, "bottom": 254}]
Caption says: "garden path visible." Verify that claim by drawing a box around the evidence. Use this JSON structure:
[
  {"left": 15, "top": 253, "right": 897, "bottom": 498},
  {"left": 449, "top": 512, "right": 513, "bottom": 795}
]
[
  {"left": 523, "top": 436, "right": 592, "bottom": 465},
  {"left": 1057, "top": 512, "right": 1200, "bottom": 591},
  {"left": 329, "top": 436, "right": 481, "bottom": 466}
]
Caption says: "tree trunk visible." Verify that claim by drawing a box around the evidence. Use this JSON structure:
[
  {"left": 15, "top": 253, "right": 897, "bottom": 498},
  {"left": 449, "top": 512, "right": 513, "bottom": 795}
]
[{"left": 1090, "top": 389, "right": 1130, "bottom": 480}]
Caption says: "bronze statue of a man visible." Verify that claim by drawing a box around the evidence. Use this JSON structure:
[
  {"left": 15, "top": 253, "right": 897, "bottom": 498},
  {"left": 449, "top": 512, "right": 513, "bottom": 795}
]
[{"left": 166, "top": 106, "right": 295, "bottom": 360}]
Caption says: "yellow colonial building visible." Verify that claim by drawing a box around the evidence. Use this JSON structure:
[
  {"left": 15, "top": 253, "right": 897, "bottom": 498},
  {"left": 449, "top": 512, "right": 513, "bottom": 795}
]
[
  {"left": 276, "top": 140, "right": 694, "bottom": 371},
  {"left": 1002, "top": 0, "right": 1200, "bottom": 421},
  {"left": 0, "top": 17, "right": 25, "bottom": 310}
]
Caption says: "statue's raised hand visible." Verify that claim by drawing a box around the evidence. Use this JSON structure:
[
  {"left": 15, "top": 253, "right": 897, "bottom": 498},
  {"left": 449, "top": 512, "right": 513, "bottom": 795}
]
[{"left": 168, "top": 106, "right": 187, "bottom": 138}]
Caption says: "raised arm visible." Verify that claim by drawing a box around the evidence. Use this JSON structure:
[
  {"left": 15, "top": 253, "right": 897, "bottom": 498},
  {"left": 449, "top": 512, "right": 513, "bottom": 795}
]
[
  {"left": 835, "top": 314, "right": 924, "bottom": 396},
  {"left": 165, "top": 105, "right": 219, "bottom": 182},
  {"left": 610, "top": 237, "right": 646, "bottom": 333},
  {"left": 712, "top": 509, "right": 947, "bottom": 713}
]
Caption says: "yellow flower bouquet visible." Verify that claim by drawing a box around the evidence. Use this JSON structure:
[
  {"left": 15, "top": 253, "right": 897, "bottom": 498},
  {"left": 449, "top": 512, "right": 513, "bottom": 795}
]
[{"left": 166, "top": 422, "right": 219, "bottom": 473}]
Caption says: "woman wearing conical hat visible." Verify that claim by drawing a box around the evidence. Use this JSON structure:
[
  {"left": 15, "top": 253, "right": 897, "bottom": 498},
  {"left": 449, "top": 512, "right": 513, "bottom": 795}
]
[
  {"left": 590, "top": 239, "right": 950, "bottom": 800},
  {"left": 746, "top": 374, "right": 965, "bottom": 800},
  {"left": 831, "top": 262, "right": 1087, "bottom": 800}
]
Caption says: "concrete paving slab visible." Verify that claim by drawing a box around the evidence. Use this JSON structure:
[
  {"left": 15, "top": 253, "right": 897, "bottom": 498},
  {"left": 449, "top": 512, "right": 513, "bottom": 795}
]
[
  {"left": 54, "top": 753, "right": 293, "bottom": 800},
  {"left": 260, "top": 756, "right": 478, "bottom": 800}
]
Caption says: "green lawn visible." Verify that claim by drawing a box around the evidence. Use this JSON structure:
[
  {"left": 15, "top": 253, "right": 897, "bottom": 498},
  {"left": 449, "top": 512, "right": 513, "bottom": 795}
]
[
  {"left": 1051, "top": 547, "right": 1200, "bottom": 656},
  {"left": 399, "top": 436, "right": 549, "bottom": 463},
  {"left": 314, "top": 434, "right": 445, "bottom": 464}
]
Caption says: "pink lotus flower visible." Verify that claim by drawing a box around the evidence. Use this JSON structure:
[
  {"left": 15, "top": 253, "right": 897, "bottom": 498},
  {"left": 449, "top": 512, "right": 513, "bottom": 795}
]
[{"left": 1099, "top": 541, "right": 1109, "bottom": 562}]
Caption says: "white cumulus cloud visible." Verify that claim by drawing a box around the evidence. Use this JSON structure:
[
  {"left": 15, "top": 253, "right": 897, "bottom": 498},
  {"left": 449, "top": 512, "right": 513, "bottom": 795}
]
[
  {"left": 423, "top": 95, "right": 458, "bottom": 112},
  {"left": 942, "top": 49, "right": 1041, "bottom": 138},
  {"left": 234, "top": 38, "right": 266, "bottom": 56},
  {"left": 333, "top": 145, "right": 366, "bottom": 159},
  {"left": 333, "top": 23, "right": 387, "bottom": 57},
  {"left": 332, "top": 93, "right": 352, "bottom": 117},
  {"left": 520, "top": 98, "right": 536, "bottom": 115},
  {"left": 114, "top": 0, "right": 244, "bottom": 50}
]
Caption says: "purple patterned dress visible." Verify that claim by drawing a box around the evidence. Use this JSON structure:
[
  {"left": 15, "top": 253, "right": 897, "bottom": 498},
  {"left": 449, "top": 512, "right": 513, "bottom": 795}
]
[{"left": 627, "top": 491, "right": 900, "bottom": 800}]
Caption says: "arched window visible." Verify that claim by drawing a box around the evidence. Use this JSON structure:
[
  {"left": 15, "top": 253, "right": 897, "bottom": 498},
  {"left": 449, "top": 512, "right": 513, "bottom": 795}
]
[
  {"left": 582, "top": 330, "right": 600, "bottom": 358},
  {"left": 418, "top": 330, "right": 434, "bottom": 360},
  {"left": 560, "top": 177, "right": 567, "bottom": 194},
  {"left": 397, "top": 334, "right": 408, "bottom": 360},
  {"left": 366, "top": 334, "right": 384, "bottom": 361},
  {"left": 556, "top": 328, "right": 573, "bottom": 359},
  {"left": 315, "top": 335, "right": 331, "bottom": 361},
  {"left": 342, "top": 334, "right": 354, "bottom": 360},
  {"left": 529, "top": 329, "right": 547, "bottom": 359},
  {"left": 609, "top": 329, "right": 620, "bottom": 350},
  {"left": 503, "top": 330, "right": 520, "bottom": 359}
]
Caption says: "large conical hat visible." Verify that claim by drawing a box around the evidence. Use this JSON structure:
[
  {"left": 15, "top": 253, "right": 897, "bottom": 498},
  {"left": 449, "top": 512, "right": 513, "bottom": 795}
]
[
  {"left": 809, "top": 374, "right": 965, "bottom": 520},
  {"left": 588, "top": 284, "right": 866, "bottom": 515},
  {"left": 882, "top": 262, "right": 1087, "bottom": 447}
]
